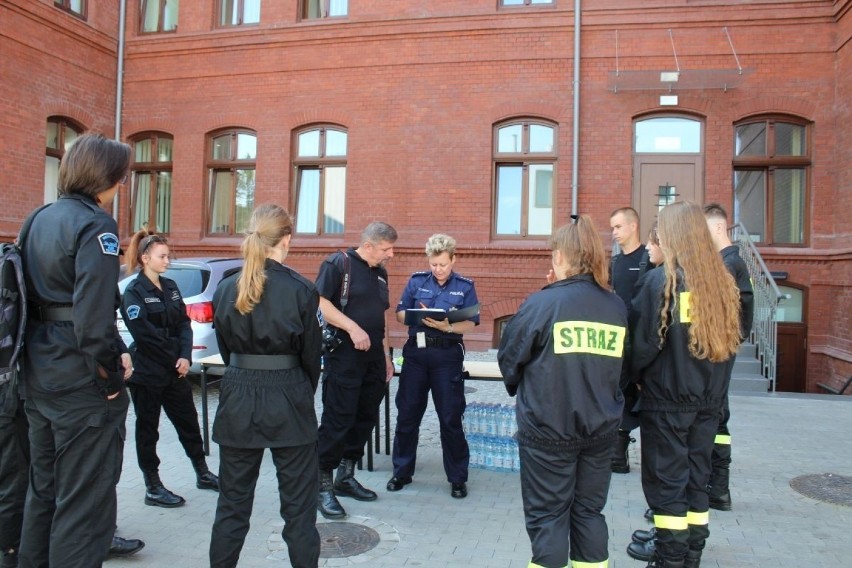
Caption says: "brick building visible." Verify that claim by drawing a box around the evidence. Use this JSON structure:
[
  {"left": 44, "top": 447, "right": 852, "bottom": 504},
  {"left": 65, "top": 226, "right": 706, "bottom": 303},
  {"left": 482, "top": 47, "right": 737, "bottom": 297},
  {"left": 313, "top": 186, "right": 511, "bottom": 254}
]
[{"left": 1, "top": 0, "right": 850, "bottom": 392}]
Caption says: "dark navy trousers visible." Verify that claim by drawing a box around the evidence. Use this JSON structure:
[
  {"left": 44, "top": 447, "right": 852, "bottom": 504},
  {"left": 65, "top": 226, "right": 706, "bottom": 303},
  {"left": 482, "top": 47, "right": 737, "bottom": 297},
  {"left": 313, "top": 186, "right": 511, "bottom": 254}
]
[{"left": 392, "top": 340, "right": 468, "bottom": 483}]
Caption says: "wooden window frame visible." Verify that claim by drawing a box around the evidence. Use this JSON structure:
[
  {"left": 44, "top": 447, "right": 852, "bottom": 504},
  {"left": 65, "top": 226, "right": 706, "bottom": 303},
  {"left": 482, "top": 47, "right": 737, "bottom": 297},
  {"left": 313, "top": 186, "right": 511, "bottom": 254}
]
[
  {"left": 205, "top": 129, "right": 257, "bottom": 237},
  {"left": 139, "top": 0, "right": 179, "bottom": 34},
  {"left": 129, "top": 132, "right": 174, "bottom": 235},
  {"left": 299, "top": 0, "right": 348, "bottom": 21},
  {"left": 55, "top": 0, "right": 87, "bottom": 19},
  {"left": 733, "top": 116, "right": 811, "bottom": 247},
  {"left": 292, "top": 124, "right": 348, "bottom": 236},
  {"left": 217, "top": 0, "right": 260, "bottom": 28},
  {"left": 492, "top": 119, "right": 557, "bottom": 240}
]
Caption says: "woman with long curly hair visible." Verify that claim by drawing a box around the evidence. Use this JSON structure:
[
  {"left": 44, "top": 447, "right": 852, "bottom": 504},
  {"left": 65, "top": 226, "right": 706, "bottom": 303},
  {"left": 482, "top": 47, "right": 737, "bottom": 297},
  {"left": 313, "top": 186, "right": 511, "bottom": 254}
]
[{"left": 625, "top": 201, "right": 741, "bottom": 568}]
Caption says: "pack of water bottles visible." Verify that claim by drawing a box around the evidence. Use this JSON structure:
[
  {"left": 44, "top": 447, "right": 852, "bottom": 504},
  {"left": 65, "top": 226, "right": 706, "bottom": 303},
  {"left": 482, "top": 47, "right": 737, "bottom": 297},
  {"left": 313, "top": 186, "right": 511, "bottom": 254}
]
[{"left": 464, "top": 403, "right": 520, "bottom": 473}]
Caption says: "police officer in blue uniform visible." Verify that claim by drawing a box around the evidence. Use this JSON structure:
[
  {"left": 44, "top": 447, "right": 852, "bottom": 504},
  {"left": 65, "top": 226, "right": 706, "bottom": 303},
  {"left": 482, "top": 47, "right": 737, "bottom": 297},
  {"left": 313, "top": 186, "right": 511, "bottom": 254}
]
[{"left": 388, "top": 234, "right": 479, "bottom": 499}]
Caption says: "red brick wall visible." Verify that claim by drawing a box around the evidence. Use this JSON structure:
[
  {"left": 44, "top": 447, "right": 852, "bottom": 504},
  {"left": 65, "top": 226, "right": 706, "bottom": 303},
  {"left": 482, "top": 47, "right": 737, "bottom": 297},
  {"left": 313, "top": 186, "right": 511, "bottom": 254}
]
[{"left": 1, "top": 0, "right": 849, "bottom": 389}]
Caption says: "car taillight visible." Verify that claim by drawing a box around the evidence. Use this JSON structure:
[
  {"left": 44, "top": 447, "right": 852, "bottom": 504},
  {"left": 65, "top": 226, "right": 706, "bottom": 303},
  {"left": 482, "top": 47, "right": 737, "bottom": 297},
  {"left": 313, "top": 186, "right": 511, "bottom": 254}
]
[{"left": 186, "top": 301, "right": 214, "bottom": 323}]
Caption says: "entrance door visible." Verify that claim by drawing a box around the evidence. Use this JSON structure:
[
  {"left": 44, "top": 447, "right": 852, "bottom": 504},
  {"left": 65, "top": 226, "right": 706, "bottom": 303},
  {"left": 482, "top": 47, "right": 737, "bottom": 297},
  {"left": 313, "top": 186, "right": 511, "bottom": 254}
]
[
  {"left": 632, "top": 116, "right": 705, "bottom": 239},
  {"left": 775, "top": 284, "right": 807, "bottom": 393},
  {"left": 633, "top": 157, "right": 703, "bottom": 239}
]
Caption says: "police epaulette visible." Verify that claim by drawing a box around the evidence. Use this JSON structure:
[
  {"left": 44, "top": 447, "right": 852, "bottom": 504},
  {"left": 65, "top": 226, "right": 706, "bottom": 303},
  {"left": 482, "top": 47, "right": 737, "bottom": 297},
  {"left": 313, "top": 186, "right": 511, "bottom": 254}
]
[
  {"left": 455, "top": 274, "right": 474, "bottom": 284},
  {"left": 412, "top": 270, "right": 430, "bottom": 276}
]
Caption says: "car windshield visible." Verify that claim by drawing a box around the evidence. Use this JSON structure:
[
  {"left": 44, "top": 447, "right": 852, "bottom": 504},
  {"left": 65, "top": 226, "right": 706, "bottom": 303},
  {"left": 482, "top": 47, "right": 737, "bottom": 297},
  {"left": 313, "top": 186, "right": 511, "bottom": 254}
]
[{"left": 118, "top": 266, "right": 210, "bottom": 297}]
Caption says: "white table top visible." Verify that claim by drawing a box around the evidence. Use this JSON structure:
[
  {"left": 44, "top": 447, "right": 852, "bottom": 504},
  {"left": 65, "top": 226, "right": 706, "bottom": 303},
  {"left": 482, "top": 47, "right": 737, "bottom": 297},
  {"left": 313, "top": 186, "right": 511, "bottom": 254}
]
[{"left": 199, "top": 353, "right": 503, "bottom": 379}]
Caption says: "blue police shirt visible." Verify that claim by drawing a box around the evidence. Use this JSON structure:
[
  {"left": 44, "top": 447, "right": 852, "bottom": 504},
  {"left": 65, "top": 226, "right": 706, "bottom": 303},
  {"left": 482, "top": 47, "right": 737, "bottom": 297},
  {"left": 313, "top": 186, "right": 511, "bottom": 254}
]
[{"left": 396, "top": 271, "right": 480, "bottom": 339}]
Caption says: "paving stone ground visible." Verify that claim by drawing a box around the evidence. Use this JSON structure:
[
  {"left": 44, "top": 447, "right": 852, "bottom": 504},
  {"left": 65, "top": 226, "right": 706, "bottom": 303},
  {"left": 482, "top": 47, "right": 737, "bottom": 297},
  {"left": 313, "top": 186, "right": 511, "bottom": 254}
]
[{"left": 107, "top": 356, "right": 852, "bottom": 567}]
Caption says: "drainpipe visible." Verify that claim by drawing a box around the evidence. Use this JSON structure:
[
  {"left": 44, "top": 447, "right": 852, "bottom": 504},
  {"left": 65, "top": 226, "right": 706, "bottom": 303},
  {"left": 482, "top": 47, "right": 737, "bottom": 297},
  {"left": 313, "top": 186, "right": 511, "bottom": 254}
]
[
  {"left": 571, "top": 0, "right": 581, "bottom": 217},
  {"left": 113, "top": 0, "right": 127, "bottom": 221}
]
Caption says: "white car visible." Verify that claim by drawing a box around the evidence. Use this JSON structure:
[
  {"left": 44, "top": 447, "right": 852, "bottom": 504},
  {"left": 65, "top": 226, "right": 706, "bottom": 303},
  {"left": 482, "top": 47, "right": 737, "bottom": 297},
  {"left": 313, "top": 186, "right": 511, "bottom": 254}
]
[{"left": 117, "top": 257, "right": 243, "bottom": 375}]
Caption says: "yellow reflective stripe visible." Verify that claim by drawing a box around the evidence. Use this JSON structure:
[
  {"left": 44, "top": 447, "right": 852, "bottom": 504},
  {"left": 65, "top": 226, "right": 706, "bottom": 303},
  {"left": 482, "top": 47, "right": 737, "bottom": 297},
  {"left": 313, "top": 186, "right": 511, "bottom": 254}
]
[
  {"left": 715, "top": 434, "right": 731, "bottom": 445},
  {"left": 654, "top": 514, "right": 689, "bottom": 530},
  {"left": 679, "top": 292, "right": 692, "bottom": 323},
  {"left": 572, "top": 560, "right": 608, "bottom": 568},
  {"left": 687, "top": 510, "right": 710, "bottom": 526},
  {"left": 552, "top": 321, "right": 626, "bottom": 358}
]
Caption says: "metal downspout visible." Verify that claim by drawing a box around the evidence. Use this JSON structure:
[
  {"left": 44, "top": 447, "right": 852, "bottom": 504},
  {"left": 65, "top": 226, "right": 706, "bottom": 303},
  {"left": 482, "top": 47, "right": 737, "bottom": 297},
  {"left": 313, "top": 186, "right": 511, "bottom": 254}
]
[
  {"left": 571, "top": 0, "right": 581, "bottom": 217},
  {"left": 113, "top": 0, "right": 127, "bottom": 221}
]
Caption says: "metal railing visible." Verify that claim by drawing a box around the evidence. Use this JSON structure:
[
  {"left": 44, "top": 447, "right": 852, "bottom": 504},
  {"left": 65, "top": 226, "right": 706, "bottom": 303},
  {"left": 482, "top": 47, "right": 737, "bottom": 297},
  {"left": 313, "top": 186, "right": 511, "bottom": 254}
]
[{"left": 729, "top": 222, "right": 786, "bottom": 391}]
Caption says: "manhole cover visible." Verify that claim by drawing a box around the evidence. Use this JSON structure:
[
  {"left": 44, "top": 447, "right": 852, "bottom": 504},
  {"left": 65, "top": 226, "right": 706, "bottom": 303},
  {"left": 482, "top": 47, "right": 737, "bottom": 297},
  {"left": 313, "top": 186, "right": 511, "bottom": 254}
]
[
  {"left": 318, "top": 521, "right": 380, "bottom": 558},
  {"left": 790, "top": 473, "right": 852, "bottom": 507}
]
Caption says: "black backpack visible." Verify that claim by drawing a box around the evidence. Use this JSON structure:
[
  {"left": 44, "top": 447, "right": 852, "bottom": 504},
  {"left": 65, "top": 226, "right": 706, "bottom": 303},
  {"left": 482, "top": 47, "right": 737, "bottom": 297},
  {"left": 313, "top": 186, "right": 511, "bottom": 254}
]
[{"left": 0, "top": 206, "right": 47, "bottom": 393}]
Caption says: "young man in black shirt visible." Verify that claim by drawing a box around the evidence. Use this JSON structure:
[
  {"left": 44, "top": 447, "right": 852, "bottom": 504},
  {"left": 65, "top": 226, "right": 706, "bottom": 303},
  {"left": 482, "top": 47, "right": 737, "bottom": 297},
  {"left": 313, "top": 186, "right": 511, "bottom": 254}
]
[
  {"left": 609, "top": 207, "right": 651, "bottom": 474},
  {"left": 315, "top": 222, "right": 398, "bottom": 519}
]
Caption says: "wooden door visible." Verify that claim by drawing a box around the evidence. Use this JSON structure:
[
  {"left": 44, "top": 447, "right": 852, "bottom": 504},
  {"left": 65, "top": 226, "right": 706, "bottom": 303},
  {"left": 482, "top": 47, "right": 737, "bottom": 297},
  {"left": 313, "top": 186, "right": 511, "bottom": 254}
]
[
  {"left": 776, "top": 323, "right": 807, "bottom": 392},
  {"left": 633, "top": 156, "right": 703, "bottom": 239}
]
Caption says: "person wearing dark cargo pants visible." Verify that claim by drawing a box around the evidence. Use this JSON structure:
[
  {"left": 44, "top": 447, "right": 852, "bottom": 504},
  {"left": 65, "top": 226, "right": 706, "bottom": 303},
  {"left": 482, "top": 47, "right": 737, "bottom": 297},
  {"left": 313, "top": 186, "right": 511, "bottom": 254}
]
[
  {"left": 20, "top": 386, "right": 128, "bottom": 568},
  {"left": 392, "top": 340, "right": 468, "bottom": 485},
  {"left": 520, "top": 442, "right": 613, "bottom": 568},
  {"left": 0, "top": 398, "right": 28, "bottom": 567}
]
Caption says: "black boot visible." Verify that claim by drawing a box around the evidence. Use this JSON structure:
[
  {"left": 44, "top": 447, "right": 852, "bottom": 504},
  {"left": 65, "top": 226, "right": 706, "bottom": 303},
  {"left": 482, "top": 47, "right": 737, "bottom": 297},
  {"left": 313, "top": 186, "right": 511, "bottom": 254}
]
[
  {"left": 708, "top": 467, "right": 732, "bottom": 511},
  {"left": 334, "top": 458, "right": 377, "bottom": 501},
  {"left": 143, "top": 470, "right": 186, "bottom": 508},
  {"left": 1, "top": 548, "right": 18, "bottom": 568},
  {"left": 645, "top": 554, "right": 684, "bottom": 568},
  {"left": 318, "top": 470, "right": 346, "bottom": 519},
  {"left": 611, "top": 430, "right": 633, "bottom": 474},
  {"left": 193, "top": 458, "right": 220, "bottom": 491},
  {"left": 683, "top": 550, "right": 702, "bottom": 568}
]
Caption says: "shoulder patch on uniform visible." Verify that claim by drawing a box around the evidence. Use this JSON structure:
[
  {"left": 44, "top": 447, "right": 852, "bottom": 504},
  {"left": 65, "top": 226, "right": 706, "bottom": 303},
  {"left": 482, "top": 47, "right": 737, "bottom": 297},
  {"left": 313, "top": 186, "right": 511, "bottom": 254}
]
[
  {"left": 455, "top": 274, "right": 474, "bottom": 284},
  {"left": 98, "top": 233, "right": 120, "bottom": 256},
  {"left": 126, "top": 305, "right": 141, "bottom": 320},
  {"left": 412, "top": 271, "right": 430, "bottom": 276}
]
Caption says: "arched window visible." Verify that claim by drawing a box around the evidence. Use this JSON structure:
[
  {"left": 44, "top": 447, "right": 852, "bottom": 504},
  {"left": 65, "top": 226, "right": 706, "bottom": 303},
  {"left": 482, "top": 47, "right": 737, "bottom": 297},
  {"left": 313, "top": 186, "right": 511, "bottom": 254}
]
[
  {"left": 206, "top": 129, "right": 256, "bottom": 236},
  {"left": 130, "top": 132, "right": 173, "bottom": 234},
  {"left": 292, "top": 125, "right": 347, "bottom": 235},
  {"left": 44, "top": 116, "right": 84, "bottom": 204},
  {"left": 733, "top": 116, "right": 810, "bottom": 245},
  {"left": 493, "top": 119, "right": 556, "bottom": 238}
]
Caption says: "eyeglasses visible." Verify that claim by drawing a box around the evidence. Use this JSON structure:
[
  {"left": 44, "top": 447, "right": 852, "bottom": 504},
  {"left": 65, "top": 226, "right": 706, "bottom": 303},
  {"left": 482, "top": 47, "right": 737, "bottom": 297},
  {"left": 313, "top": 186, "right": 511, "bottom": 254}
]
[
  {"left": 119, "top": 174, "right": 129, "bottom": 185},
  {"left": 140, "top": 234, "right": 165, "bottom": 255}
]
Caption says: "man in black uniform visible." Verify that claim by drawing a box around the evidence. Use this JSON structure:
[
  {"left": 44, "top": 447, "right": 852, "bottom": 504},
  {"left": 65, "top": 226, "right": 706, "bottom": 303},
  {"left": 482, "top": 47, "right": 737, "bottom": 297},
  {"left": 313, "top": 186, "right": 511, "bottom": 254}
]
[
  {"left": 18, "top": 134, "right": 135, "bottom": 567},
  {"left": 315, "top": 222, "right": 397, "bottom": 519},
  {"left": 609, "top": 206, "right": 651, "bottom": 474},
  {"left": 703, "top": 203, "right": 754, "bottom": 511}
]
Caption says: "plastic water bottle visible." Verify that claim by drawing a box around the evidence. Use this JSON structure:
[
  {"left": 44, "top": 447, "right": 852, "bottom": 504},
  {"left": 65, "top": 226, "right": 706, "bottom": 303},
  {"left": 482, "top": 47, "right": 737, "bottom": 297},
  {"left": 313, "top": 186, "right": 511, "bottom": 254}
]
[
  {"left": 500, "top": 439, "right": 513, "bottom": 472},
  {"left": 493, "top": 439, "right": 505, "bottom": 471},
  {"left": 498, "top": 405, "right": 512, "bottom": 437},
  {"left": 484, "top": 437, "right": 496, "bottom": 470},
  {"left": 486, "top": 405, "right": 498, "bottom": 436},
  {"left": 464, "top": 404, "right": 476, "bottom": 435},
  {"left": 512, "top": 439, "right": 521, "bottom": 472}
]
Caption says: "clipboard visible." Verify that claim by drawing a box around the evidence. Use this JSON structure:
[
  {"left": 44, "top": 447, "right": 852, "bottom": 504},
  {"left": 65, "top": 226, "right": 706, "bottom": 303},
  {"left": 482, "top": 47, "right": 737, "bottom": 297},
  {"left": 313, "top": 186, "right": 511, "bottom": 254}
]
[{"left": 403, "top": 303, "right": 480, "bottom": 326}]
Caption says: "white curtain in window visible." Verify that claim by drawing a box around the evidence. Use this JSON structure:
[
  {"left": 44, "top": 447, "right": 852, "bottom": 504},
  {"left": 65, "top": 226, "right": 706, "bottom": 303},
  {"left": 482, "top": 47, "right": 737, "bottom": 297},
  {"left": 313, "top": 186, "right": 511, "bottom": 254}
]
[
  {"left": 156, "top": 172, "right": 172, "bottom": 233},
  {"left": 324, "top": 166, "right": 346, "bottom": 234},
  {"left": 163, "top": 0, "right": 179, "bottom": 31},
  {"left": 329, "top": 0, "right": 347, "bottom": 16},
  {"left": 244, "top": 0, "right": 261, "bottom": 23},
  {"left": 210, "top": 171, "right": 232, "bottom": 233},
  {"left": 295, "top": 169, "right": 320, "bottom": 233},
  {"left": 527, "top": 165, "right": 552, "bottom": 235},
  {"left": 44, "top": 157, "right": 60, "bottom": 204},
  {"left": 134, "top": 173, "right": 152, "bottom": 231}
]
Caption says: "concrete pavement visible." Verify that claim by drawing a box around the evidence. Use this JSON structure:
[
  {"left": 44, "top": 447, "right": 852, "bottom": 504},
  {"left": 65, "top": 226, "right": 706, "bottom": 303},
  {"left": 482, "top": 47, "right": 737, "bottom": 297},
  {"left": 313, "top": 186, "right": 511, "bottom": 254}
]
[{"left": 107, "top": 367, "right": 852, "bottom": 567}]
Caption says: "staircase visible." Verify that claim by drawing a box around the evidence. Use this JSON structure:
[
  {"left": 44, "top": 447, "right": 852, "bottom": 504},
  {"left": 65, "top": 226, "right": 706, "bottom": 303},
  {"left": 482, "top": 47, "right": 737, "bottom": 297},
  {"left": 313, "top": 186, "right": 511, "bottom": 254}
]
[{"left": 730, "top": 341, "right": 771, "bottom": 393}]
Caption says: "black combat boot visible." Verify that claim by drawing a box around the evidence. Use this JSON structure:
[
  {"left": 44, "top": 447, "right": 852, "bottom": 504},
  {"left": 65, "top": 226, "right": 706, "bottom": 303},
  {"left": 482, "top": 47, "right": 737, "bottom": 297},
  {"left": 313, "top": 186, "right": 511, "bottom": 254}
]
[
  {"left": 645, "top": 553, "right": 684, "bottom": 568},
  {"left": 683, "top": 549, "right": 702, "bottom": 568},
  {"left": 611, "top": 430, "right": 633, "bottom": 474},
  {"left": 318, "top": 470, "right": 346, "bottom": 519},
  {"left": 193, "top": 458, "right": 220, "bottom": 491},
  {"left": 143, "top": 470, "right": 186, "bottom": 508},
  {"left": 707, "top": 467, "right": 732, "bottom": 511},
  {"left": 334, "top": 458, "right": 377, "bottom": 501}
]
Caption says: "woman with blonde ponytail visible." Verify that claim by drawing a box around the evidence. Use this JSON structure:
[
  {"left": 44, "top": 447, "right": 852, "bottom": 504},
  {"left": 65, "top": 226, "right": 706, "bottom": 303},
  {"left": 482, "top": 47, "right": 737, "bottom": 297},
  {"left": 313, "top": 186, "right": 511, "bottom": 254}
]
[
  {"left": 625, "top": 201, "right": 741, "bottom": 568},
  {"left": 498, "top": 215, "right": 628, "bottom": 568},
  {"left": 210, "top": 204, "right": 322, "bottom": 568}
]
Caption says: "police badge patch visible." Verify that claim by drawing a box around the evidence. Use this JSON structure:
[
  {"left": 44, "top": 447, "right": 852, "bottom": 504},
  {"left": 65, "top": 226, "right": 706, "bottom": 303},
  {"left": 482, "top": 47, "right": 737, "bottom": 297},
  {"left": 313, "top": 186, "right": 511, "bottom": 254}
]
[
  {"left": 127, "top": 305, "right": 141, "bottom": 320},
  {"left": 98, "top": 233, "right": 120, "bottom": 256}
]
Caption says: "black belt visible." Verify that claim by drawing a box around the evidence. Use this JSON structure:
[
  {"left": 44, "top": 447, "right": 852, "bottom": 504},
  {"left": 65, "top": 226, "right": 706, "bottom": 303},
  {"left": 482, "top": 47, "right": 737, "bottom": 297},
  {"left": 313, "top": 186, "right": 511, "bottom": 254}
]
[
  {"left": 230, "top": 353, "right": 300, "bottom": 370},
  {"left": 410, "top": 336, "right": 461, "bottom": 349},
  {"left": 28, "top": 305, "right": 73, "bottom": 322}
]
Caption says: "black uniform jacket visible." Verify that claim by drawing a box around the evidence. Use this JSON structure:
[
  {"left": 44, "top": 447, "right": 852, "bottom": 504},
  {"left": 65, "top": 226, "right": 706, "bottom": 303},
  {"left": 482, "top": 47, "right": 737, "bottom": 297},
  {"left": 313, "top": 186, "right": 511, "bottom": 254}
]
[
  {"left": 120, "top": 273, "right": 192, "bottom": 387},
  {"left": 629, "top": 267, "right": 729, "bottom": 412},
  {"left": 721, "top": 245, "right": 755, "bottom": 340},
  {"left": 213, "top": 260, "right": 322, "bottom": 392},
  {"left": 22, "top": 195, "right": 126, "bottom": 398},
  {"left": 498, "top": 274, "right": 627, "bottom": 452}
]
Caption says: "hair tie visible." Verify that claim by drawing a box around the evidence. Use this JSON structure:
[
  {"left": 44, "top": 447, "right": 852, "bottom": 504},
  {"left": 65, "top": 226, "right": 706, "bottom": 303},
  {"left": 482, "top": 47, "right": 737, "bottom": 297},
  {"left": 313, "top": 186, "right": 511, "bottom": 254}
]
[{"left": 570, "top": 214, "right": 579, "bottom": 223}]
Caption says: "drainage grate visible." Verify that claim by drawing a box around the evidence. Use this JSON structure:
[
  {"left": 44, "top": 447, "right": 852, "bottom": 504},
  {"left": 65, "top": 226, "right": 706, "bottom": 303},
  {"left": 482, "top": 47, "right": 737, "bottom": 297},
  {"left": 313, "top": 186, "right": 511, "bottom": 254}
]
[
  {"left": 790, "top": 473, "right": 852, "bottom": 507},
  {"left": 318, "top": 521, "right": 381, "bottom": 558}
]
